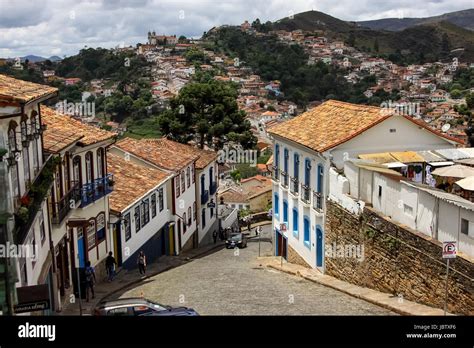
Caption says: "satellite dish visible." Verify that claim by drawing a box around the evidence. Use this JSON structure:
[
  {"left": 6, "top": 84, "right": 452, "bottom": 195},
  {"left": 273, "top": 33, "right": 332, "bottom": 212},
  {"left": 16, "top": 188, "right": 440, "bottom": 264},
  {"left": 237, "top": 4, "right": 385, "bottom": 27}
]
[{"left": 441, "top": 124, "right": 451, "bottom": 133}]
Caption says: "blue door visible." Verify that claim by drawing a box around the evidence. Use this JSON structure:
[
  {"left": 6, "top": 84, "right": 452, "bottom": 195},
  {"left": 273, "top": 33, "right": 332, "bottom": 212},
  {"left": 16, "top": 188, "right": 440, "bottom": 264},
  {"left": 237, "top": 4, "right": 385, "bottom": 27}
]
[
  {"left": 77, "top": 230, "right": 86, "bottom": 268},
  {"left": 316, "top": 226, "right": 323, "bottom": 267}
]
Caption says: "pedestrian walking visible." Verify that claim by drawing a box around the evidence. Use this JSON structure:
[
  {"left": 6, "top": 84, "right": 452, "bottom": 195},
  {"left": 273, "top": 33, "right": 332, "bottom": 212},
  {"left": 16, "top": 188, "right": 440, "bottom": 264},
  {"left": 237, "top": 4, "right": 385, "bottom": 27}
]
[
  {"left": 213, "top": 230, "right": 218, "bottom": 244},
  {"left": 84, "top": 261, "right": 96, "bottom": 302},
  {"left": 105, "top": 251, "right": 116, "bottom": 282},
  {"left": 137, "top": 250, "right": 147, "bottom": 276}
]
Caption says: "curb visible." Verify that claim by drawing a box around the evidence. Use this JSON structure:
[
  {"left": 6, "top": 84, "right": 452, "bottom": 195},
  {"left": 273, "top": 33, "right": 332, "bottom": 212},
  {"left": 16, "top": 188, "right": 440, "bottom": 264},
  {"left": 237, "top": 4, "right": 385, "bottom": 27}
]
[
  {"left": 89, "top": 243, "right": 225, "bottom": 314},
  {"left": 267, "top": 264, "right": 448, "bottom": 316}
]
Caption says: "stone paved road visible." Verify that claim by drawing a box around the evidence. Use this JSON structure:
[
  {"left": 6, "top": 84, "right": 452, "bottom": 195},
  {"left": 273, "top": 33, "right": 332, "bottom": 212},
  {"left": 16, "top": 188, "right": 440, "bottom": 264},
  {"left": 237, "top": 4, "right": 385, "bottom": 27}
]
[{"left": 115, "top": 226, "right": 395, "bottom": 315}]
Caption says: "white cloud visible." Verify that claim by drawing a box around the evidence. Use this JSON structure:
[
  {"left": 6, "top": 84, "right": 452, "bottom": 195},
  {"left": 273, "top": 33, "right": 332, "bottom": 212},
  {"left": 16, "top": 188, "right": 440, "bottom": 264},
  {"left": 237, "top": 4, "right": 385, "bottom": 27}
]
[{"left": 0, "top": 0, "right": 472, "bottom": 57}]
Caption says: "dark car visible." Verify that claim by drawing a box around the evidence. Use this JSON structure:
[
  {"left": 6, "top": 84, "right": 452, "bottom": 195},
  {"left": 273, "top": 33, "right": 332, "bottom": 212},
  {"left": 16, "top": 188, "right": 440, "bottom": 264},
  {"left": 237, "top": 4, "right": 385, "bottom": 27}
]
[
  {"left": 225, "top": 233, "right": 248, "bottom": 249},
  {"left": 94, "top": 298, "right": 199, "bottom": 316}
]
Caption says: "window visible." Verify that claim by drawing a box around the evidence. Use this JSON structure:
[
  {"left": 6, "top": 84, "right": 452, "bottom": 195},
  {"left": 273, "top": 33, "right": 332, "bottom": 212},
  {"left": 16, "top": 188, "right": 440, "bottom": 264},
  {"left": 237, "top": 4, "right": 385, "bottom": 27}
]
[
  {"left": 96, "top": 212, "right": 106, "bottom": 242},
  {"left": 187, "top": 167, "right": 191, "bottom": 188},
  {"left": 191, "top": 164, "right": 195, "bottom": 183},
  {"left": 175, "top": 175, "right": 180, "bottom": 198},
  {"left": 317, "top": 164, "right": 323, "bottom": 193},
  {"left": 292, "top": 208, "right": 298, "bottom": 238},
  {"left": 124, "top": 213, "right": 131, "bottom": 241},
  {"left": 31, "top": 233, "right": 36, "bottom": 266},
  {"left": 73, "top": 156, "right": 82, "bottom": 186},
  {"left": 23, "top": 146, "right": 30, "bottom": 186},
  {"left": 210, "top": 207, "right": 214, "bottom": 219},
  {"left": 188, "top": 207, "right": 192, "bottom": 226},
  {"left": 183, "top": 213, "right": 187, "bottom": 232},
  {"left": 404, "top": 204, "right": 414, "bottom": 217},
  {"left": 275, "top": 144, "right": 280, "bottom": 169},
  {"left": 8, "top": 125, "right": 17, "bottom": 153},
  {"left": 158, "top": 188, "right": 164, "bottom": 212},
  {"left": 20, "top": 120, "right": 28, "bottom": 143},
  {"left": 294, "top": 153, "right": 299, "bottom": 179},
  {"left": 85, "top": 152, "right": 93, "bottom": 184},
  {"left": 378, "top": 185, "right": 382, "bottom": 198},
  {"left": 32, "top": 137, "right": 39, "bottom": 174},
  {"left": 304, "top": 217, "right": 310, "bottom": 248},
  {"left": 283, "top": 200, "right": 288, "bottom": 223},
  {"left": 304, "top": 158, "right": 311, "bottom": 186},
  {"left": 135, "top": 206, "right": 141, "bottom": 232},
  {"left": 461, "top": 219, "right": 471, "bottom": 236},
  {"left": 87, "top": 219, "right": 96, "bottom": 250},
  {"left": 141, "top": 199, "right": 150, "bottom": 227},
  {"left": 151, "top": 193, "right": 157, "bottom": 218},
  {"left": 39, "top": 211, "right": 46, "bottom": 245},
  {"left": 202, "top": 208, "right": 206, "bottom": 228},
  {"left": 284, "top": 148, "right": 289, "bottom": 172},
  {"left": 193, "top": 202, "right": 197, "bottom": 221},
  {"left": 97, "top": 148, "right": 104, "bottom": 178},
  {"left": 181, "top": 171, "right": 185, "bottom": 193},
  {"left": 274, "top": 194, "right": 279, "bottom": 217}
]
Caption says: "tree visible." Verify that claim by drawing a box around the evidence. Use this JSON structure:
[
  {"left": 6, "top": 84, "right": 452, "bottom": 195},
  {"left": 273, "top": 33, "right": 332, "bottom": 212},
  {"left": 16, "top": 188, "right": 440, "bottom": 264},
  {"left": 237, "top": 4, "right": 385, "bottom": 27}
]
[
  {"left": 158, "top": 80, "right": 256, "bottom": 149},
  {"left": 450, "top": 89, "right": 462, "bottom": 99},
  {"left": 178, "top": 35, "right": 187, "bottom": 43},
  {"left": 347, "top": 31, "right": 356, "bottom": 47},
  {"left": 373, "top": 39, "right": 379, "bottom": 53},
  {"left": 466, "top": 93, "right": 474, "bottom": 109}
]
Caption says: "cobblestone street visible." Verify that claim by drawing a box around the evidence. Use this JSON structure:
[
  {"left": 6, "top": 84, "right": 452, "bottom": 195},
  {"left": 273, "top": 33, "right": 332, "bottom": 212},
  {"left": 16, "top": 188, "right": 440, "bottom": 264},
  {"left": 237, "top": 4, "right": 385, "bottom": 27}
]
[{"left": 113, "top": 226, "right": 394, "bottom": 315}]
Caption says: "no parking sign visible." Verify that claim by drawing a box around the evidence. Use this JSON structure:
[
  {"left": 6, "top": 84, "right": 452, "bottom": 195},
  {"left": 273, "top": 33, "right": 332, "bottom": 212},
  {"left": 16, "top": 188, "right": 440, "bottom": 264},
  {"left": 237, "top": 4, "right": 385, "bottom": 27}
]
[{"left": 442, "top": 241, "right": 457, "bottom": 259}]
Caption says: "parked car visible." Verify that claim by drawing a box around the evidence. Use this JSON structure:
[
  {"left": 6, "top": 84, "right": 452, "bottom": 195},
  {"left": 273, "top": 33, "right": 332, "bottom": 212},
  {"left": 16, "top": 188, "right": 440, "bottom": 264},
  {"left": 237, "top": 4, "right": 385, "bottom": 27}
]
[
  {"left": 94, "top": 298, "right": 199, "bottom": 316},
  {"left": 225, "top": 233, "right": 248, "bottom": 249}
]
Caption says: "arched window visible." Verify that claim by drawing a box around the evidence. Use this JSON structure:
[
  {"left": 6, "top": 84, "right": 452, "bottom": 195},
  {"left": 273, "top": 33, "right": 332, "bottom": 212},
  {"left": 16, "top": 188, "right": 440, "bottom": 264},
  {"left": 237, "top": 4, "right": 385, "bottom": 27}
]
[
  {"left": 20, "top": 119, "right": 28, "bottom": 143},
  {"left": 85, "top": 152, "right": 94, "bottom": 184},
  {"left": 181, "top": 170, "right": 185, "bottom": 193},
  {"left": 183, "top": 212, "right": 187, "bottom": 232},
  {"left": 73, "top": 156, "right": 82, "bottom": 186},
  {"left": 8, "top": 121, "right": 18, "bottom": 153},
  {"left": 188, "top": 207, "right": 191, "bottom": 225},
  {"left": 97, "top": 148, "right": 104, "bottom": 178}
]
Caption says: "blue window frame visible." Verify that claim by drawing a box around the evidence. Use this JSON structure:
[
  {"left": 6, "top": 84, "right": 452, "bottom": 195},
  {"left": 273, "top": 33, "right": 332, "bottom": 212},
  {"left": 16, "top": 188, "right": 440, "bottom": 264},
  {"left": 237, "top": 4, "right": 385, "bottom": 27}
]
[
  {"left": 304, "top": 158, "right": 311, "bottom": 186},
  {"left": 284, "top": 148, "right": 289, "bottom": 172},
  {"left": 292, "top": 208, "right": 298, "bottom": 238},
  {"left": 275, "top": 144, "right": 280, "bottom": 169},
  {"left": 274, "top": 193, "right": 279, "bottom": 217},
  {"left": 317, "top": 164, "right": 324, "bottom": 193},
  {"left": 304, "top": 216, "right": 310, "bottom": 248},
  {"left": 294, "top": 153, "right": 299, "bottom": 179},
  {"left": 283, "top": 200, "right": 288, "bottom": 223}
]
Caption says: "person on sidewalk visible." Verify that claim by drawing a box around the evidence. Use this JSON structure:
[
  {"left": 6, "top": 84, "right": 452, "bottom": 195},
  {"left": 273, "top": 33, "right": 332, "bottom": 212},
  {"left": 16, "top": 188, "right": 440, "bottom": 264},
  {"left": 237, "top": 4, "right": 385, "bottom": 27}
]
[
  {"left": 213, "top": 230, "right": 217, "bottom": 244},
  {"left": 84, "top": 261, "right": 96, "bottom": 302},
  {"left": 105, "top": 251, "right": 117, "bottom": 282},
  {"left": 137, "top": 250, "right": 147, "bottom": 276}
]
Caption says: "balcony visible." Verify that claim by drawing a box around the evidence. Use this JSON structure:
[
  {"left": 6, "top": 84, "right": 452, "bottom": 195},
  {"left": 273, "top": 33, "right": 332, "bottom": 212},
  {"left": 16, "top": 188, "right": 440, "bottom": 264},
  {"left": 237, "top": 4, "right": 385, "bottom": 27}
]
[
  {"left": 290, "top": 177, "right": 299, "bottom": 196},
  {"left": 210, "top": 181, "right": 217, "bottom": 195},
  {"left": 281, "top": 171, "right": 289, "bottom": 188},
  {"left": 272, "top": 167, "right": 280, "bottom": 182},
  {"left": 51, "top": 181, "right": 81, "bottom": 225},
  {"left": 301, "top": 183, "right": 311, "bottom": 204},
  {"left": 81, "top": 174, "right": 114, "bottom": 208},
  {"left": 14, "top": 155, "right": 57, "bottom": 244},
  {"left": 313, "top": 191, "right": 323, "bottom": 213},
  {"left": 201, "top": 189, "right": 209, "bottom": 205}
]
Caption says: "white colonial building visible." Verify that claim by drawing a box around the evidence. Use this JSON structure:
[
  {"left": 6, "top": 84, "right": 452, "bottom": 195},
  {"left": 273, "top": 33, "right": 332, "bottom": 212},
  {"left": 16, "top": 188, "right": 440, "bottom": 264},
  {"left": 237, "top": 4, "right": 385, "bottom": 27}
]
[{"left": 268, "top": 100, "right": 462, "bottom": 271}]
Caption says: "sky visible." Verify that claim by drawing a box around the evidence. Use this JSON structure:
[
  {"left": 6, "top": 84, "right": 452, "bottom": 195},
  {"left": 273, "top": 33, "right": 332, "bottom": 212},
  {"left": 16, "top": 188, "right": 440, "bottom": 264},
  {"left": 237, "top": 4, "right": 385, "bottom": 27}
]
[{"left": 0, "top": 0, "right": 472, "bottom": 58}]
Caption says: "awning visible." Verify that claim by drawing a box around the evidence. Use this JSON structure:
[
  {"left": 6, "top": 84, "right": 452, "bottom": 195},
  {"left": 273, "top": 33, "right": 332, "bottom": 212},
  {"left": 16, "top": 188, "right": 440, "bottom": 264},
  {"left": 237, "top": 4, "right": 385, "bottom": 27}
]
[
  {"left": 390, "top": 151, "right": 425, "bottom": 163},
  {"left": 428, "top": 161, "right": 454, "bottom": 167},
  {"left": 383, "top": 162, "right": 407, "bottom": 168}
]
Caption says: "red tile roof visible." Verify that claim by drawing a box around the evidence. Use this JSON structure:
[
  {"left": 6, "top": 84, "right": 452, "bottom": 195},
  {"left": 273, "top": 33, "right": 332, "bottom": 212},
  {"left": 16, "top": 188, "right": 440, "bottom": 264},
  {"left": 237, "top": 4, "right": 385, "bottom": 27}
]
[
  {"left": 0, "top": 74, "right": 58, "bottom": 103},
  {"left": 268, "top": 100, "right": 462, "bottom": 153}
]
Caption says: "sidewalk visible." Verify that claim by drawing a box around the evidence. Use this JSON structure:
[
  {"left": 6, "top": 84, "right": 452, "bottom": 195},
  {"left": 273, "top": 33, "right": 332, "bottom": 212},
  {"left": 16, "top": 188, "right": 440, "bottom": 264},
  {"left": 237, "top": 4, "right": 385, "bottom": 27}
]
[
  {"left": 258, "top": 256, "right": 451, "bottom": 316},
  {"left": 60, "top": 241, "right": 225, "bottom": 315}
]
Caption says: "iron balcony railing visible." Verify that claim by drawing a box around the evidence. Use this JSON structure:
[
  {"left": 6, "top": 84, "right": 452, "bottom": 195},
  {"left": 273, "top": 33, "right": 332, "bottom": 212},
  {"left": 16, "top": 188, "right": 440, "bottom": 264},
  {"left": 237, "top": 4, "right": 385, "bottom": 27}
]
[
  {"left": 52, "top": 181, "right": 81, "bottom": 224},
  {"left": 272, "top": 167, "right": 280, "bottom": 182},
  {"left": 301, "top": 183, "right": 311, "bottom": 204},
  {"left": 313, "top": 191, "right": 323, "bottom": 212},
  {"left": 210, "top": 181, "right": 218, "bottom": 195},
  {"left": 281, "top": 171, "right": 289, "bottom": 188},
  {"left": 201, "top": 189, "right": 209, "bottom": 205},
  {"left": 290, "top": 177, "right": 299, "bottom": 195},
  {"left": 81, "top": 173, "right": 114, "bottom": 208}
]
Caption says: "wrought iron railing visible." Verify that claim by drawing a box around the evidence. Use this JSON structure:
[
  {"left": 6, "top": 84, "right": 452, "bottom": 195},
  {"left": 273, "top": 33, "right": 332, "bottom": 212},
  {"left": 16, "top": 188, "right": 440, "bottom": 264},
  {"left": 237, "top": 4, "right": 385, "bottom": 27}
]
[
  {"left": 301, "top": 183, "right": 311, "bottom": 204},
  {"left": 290, "top": 177, "right": 299, "bottom": 195},
  {"left": 313, "top": 191, "right": 323, "bottom": 212},
  {"left": 80, "top": 173, "right": 114, "bottom": 208},
  {"left": 281, "top": 171, "right": 289, "bottom": 188},
  {"left": 52, "top": 181, "right": 81, "bottom": 224}
]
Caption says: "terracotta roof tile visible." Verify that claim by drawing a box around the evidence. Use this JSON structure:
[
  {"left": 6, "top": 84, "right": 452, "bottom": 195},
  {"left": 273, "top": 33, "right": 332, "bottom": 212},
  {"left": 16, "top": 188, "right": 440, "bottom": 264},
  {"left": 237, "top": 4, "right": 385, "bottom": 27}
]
[
  {"left": 115, "top": 137, "right": 216, "bottom": 171},
  {"left": 268, "top": 100, "right": 462, "bottom": 153},
  {"left": 0, "top": 74, "right": 57, "bottom": 103},
  {"left": 41, "top": 105, "right": 116, "bottom": 148},
  {"left": 107, "top": 152, "right": 170, "bottom": 213}
]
